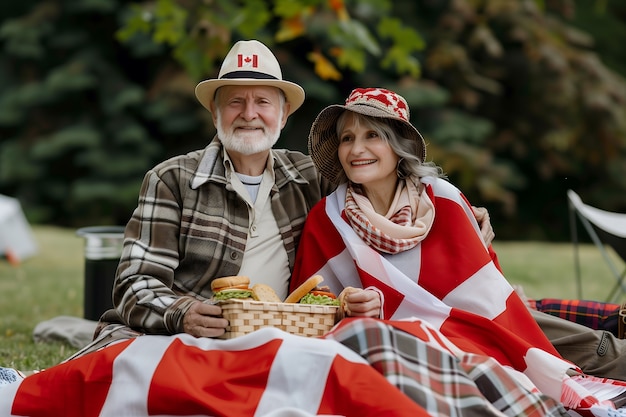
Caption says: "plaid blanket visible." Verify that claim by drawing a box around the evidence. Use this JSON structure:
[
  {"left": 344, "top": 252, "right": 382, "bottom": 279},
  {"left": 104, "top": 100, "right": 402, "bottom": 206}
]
[
  {"left": 532, "top": 299, "right": 621, "bottom": 336},
  {"left": 290, "top": 178, "right": 626, "bottom": 415},
  {"left": 0, "top": 319, "right": 572, "bottom": 417},
  {"left": 327, "top": 318, "right": 569, "bottom": 416}
]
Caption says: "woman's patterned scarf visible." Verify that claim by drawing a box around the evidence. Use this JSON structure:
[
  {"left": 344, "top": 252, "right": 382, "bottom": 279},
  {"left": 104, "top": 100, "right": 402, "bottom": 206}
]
[{"left": 343, "top": 178, "right": 435, "bottom": 254}]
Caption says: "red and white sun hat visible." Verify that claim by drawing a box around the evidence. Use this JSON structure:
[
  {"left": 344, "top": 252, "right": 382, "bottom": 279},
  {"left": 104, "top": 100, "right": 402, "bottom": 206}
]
[
  {"left": 308, "top": 87, "right": 426, "bottom": 184},
  {"left": 195, "top": 40, "right": 305, "bottom": 116}
]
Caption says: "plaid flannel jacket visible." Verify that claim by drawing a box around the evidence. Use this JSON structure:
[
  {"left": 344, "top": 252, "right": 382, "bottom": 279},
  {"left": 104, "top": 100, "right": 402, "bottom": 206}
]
[{"left": 101, "top": 137, "right": 332, "bottom": 334}]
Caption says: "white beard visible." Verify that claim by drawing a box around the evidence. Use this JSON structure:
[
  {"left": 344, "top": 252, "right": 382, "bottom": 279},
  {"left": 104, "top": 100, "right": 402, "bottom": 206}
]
[{"left": 216, "top": 110, "right": 282, "bottom": 156}]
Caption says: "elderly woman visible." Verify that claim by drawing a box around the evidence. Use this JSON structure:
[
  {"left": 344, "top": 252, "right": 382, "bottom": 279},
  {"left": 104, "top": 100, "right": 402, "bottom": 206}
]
[{"left": 290, "top": 88, "right": 626, "bottom": 413}]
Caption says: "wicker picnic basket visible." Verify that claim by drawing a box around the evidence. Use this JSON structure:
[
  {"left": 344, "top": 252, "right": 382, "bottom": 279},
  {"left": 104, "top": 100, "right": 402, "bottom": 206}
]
[{"left": 218, "top": 299, "right": 339, "bottom": 339}]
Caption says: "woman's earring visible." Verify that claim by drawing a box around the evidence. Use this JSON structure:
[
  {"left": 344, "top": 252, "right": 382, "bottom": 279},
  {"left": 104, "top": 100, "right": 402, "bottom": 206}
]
[{"left": 396, "top": 158, "right": 407, "bottom": 179}]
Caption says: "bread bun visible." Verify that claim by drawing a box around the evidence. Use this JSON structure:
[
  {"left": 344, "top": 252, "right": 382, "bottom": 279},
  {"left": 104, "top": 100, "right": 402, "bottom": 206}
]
[
  {"left": 251, "top": 283, "right": 282, "bottom": 303},
  {"left": 284, "top": 275, "right": 324, "bottom": 303},
  {"left": 211, "top": 276, "right": 250, "bottom": 292}
]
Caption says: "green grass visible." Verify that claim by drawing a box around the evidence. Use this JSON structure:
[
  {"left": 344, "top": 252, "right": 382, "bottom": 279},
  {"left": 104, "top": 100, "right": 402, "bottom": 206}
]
[
  {"left": 0, "top": 226, "right": 83, "bottom": 370},
  {"left": 493, "top": 241, "right": 621, "bottom": 301},
  {"left": 0, "top": 226, "right": 622, "bottom": 371}
]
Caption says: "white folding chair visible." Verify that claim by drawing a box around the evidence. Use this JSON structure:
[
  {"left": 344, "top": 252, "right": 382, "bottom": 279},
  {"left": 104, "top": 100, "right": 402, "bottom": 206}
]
[{"left": 568, "top": 190, "right": 626, "bottom": 302}]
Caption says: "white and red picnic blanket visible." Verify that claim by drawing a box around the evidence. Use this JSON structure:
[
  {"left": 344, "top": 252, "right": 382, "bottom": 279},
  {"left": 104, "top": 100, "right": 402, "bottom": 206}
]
[
  {"left": 2, "top": 177, "right": 626, "bottom": 416},
  {"left": 0, "top": 319, "right": 581, "bottom": 417},
  {"left": 290, "top": 178, "right": 626, "bottom": 414}
]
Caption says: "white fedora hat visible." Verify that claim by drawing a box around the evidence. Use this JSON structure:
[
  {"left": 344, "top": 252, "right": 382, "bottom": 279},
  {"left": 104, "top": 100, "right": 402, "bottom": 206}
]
[{"left": 195, "top": 40, "right": 305, "bottom": 116}]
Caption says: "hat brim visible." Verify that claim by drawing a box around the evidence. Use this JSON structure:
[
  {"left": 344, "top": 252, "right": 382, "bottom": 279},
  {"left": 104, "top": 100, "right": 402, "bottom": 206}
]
[
  {"left": 308, "top": 104, "right": 426, "bottom": 185},
  {"left": 195, "top": 78, "right": 305, "bottom": 116}
]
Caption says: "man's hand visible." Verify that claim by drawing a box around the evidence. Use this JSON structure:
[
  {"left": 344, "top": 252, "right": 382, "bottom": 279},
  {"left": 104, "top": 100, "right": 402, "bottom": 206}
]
[
  {"left": 182, "top": 301, "right": 229, "bottom": 338},
  {"left": 472, "top": 206, "right": 495, "bottom": 246}
]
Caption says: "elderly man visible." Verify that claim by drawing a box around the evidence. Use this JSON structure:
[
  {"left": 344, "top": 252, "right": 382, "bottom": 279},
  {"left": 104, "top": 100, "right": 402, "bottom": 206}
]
[{"left": 92, "top": 40, "right": 333, "bottom": 340}]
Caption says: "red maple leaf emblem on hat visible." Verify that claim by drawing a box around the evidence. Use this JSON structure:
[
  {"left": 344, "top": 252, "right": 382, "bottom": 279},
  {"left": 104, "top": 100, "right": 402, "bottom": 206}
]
[{"left": 237, "top": 54, "right": 258, "bottom": 68}]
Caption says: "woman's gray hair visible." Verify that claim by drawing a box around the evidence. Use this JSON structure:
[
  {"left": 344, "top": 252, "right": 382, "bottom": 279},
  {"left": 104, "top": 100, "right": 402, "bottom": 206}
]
[{"left": 335, "top": 111, "right": 445, "bottom": 184}]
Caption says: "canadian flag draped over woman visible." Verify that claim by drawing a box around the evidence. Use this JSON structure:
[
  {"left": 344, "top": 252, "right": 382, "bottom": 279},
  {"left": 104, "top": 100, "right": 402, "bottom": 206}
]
[{"left": 291, "top": 87, "right": 626, "bottom": 413}]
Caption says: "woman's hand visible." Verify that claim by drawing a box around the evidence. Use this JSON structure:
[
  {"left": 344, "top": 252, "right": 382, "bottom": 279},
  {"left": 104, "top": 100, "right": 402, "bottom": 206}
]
[
  {"left": 182, "top": 300, "right": 229, "bottom": 338},
  {"left": 339, "top": 288, "right": 381, "bottom": 318},
  {"left": 472, "top": 206, "right": 495, "bottom": 246}
]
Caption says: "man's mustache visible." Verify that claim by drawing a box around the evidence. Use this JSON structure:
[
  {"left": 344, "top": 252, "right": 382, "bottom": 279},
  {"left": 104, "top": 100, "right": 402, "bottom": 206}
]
[{"left": 232, "top": 124, "right": 265, "bottom": 130}]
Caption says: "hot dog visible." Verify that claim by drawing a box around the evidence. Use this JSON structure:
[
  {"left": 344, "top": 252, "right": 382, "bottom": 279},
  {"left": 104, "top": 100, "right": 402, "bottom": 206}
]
[{"left": 284, "top": 275, "right": 340, "bottom": 306}]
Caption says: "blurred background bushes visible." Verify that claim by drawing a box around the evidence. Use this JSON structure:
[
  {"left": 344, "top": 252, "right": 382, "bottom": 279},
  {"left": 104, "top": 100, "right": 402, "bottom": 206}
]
[{"left": 0, "top": 0, "right": 625, "bottom": 240}]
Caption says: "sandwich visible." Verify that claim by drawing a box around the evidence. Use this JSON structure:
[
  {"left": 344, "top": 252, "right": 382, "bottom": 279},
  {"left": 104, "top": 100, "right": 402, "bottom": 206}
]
[
  {"left": 284, "top": 275, "right": 340, "bottom": 306},
  {"left": 211, "top": 276, "right": 253, "bottom": 301},
  {"left": 211, "top": 276, "right": 282, "bottom": 303}
]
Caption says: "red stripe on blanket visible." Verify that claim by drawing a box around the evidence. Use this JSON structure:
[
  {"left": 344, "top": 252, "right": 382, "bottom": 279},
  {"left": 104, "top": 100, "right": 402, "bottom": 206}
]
[
  {"left": 493, "top": 294, "right": 561, "bottom": 357},
  {"left": 437, "top": 296, "right": 561, "bottom": 368},
  {"left": 318, "top": 355, "right": 432, "bottom": 416},
  {"left": 12, "top": 339, "right": 131, "bottom": 417},
  {"left": 419, "top": 187, "right": 492, "bottom": 299},
  {"left": 148, "top": 338, "right": 282, "bottom": 415},
  {"left": 441, "top": 308, "right": 536, "bottom": 369}
]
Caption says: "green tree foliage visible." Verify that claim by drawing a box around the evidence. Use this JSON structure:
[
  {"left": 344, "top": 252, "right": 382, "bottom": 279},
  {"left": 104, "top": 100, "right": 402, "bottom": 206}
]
[
  {"left": 0, "top": 0, "right": 208, "bottom": 226},
  {"left": 109, "top": 0, "right": 511, "bottom": 224},
  {"left": 1, "top": 0, "right": 625, "bottom": 240},
  {"left": 109, "top": 0, "right": 626, "bottom": 239},
  {"left": 414, "top": 1, "right": 626, "bottom": 238}
]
